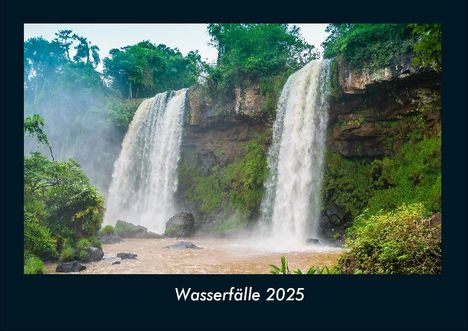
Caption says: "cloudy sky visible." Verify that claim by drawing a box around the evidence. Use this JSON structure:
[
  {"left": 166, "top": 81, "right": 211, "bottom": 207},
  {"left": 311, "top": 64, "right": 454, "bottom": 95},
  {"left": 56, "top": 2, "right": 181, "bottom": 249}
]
[{"left": 24, "top": 23, "right": 330, "bottom": 70}]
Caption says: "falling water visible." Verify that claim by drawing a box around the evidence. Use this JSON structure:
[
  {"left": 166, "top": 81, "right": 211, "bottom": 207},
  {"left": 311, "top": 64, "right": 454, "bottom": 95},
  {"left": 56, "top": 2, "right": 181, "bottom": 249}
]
[
  {"left": 260, "top": 61, "right": 330, "bottom": 246},
  {"left": 104, "top": 89, "right": 188, "bottom": 233}
]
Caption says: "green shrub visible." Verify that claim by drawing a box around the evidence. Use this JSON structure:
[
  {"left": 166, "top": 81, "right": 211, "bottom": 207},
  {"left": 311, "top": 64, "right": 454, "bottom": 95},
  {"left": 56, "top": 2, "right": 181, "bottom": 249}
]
[
  {"left": 24, "top": 253, "right": 44, "bottom": 274},
  {"left": 24, "top": 212, "right": 57, "bottom": 260},
  {"left": 59, "top": 242, "right": 77, "bottom": 262},
  {"left": 76, "top": 238, "right": 91, "bottom": 251},
  {"left": 24, "top": 152, "right": 104, "bottom": 246},
  {"left": 323, "top": 24, "right": 413, "bottom": 71},
  {"left": 338, "top": 203, "right": 440, "bottom": 274},
  {"left": 206, "top": 24, "right": 318, "bottom": 92},
  {"left": 270, "top": 256, "right": 338, "bottom": 274},
  {"left": 87, "top": 236, "right": 102, "bottom": 249},
  {"left": 365, "top": 133, "right": 441, "bottom": 218},
  {"left": 99, "top": 225, "right": 115, "bottom": 236}
]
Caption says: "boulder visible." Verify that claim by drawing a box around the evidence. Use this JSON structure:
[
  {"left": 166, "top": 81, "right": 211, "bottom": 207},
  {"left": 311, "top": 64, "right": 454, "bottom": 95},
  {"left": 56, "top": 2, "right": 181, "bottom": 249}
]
[
  {"left": 117, "top": 252, "right": 137, "bottom": 259},
  {"left": 164, "top": 241, "right": 200, "bottom": 249},
  {"left": 306, "top": 238, "right": 321, "bottom": 245},
  {"left": 114, "top": 220, "right": 164, "bottom": 238},
  {"left": 56, "top": 261, "right": 86, "bottom": 273},
  {"left": 164, "top": 212, "right": 195, "bottom": 237},
  {"left": 112, "top": 261, "right": 121, "bottom": 265},
  {"left": 86, "top": 247, "right": 104, "bottom": 262}
]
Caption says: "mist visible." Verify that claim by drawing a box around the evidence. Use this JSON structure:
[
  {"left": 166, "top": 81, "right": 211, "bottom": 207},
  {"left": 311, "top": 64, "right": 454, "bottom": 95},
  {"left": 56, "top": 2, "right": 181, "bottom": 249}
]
[{"left": 24, "top": 79, "right": 124, "bottom": 195}]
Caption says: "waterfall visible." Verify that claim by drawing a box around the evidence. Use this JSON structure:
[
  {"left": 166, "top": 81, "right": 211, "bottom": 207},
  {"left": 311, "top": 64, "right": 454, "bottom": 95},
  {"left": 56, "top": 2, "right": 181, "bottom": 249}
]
[
  {"left": 260, "top": 60, "right": 330, "bottom": 245},
  {"left": 104, "top": 89, "right": 188, "bottom": 233}
]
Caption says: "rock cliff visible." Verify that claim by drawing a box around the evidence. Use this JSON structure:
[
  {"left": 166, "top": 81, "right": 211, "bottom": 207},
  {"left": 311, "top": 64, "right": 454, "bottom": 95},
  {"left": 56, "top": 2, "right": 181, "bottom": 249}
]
[
  {"left": 177, "top": 57, "right": 441, "bottom": 235},
  {"left": 328, "top": 56, "right": 441, "bottom": 158}
]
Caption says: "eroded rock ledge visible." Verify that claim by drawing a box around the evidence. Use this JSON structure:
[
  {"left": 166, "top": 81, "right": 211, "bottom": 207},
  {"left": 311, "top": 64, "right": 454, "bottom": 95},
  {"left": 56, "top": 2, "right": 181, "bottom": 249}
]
[{"left": 329, "top": 56, "right": 441, "bottom": 158}]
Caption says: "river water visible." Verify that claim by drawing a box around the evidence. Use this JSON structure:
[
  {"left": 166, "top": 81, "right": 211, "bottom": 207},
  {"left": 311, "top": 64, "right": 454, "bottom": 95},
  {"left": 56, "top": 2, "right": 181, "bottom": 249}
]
[{"left": 45, "top": 238, "right": 341, "bottom": 274}]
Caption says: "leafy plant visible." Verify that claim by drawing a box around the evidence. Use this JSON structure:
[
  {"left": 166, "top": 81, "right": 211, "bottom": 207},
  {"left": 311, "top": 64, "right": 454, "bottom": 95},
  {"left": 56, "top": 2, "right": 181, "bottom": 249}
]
[
  {"left": 206, "top": 24, "right": 318, "bottom": 93},
  {"left": 338, "top": 203, "right": 441, "bottom": 274},
  {"left": 24, "top": 253, "right": 44, "bottom": 275},
  {"left": 270, "top": 256, "right": 290, "bottom": 274},
  {"left": 322, "top": 24, "right": 413, "bottom": 71},
  {"left": 409, "top": 24, "right": 441, "bottom": 71},
  {"left": 24, "top": 114, "right": 54, "bottom": 160},
  {"left": 24, "top": 211, "right": 57, "bottom": 260},
  {"left": 270, "top": 256, "right": 338, "bottom": 274},
  {"left": 99, "top": 225, "right": 115, "bottom": 236}
]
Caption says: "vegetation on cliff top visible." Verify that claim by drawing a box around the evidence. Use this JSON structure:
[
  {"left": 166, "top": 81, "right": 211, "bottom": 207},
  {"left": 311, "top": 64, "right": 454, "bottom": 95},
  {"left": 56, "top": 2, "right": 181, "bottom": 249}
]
[
  {"left": 206, "top": 24, "right": 318, "bottom": 90},
  {"left": 322, "top": 23, "right": 441, "bottom": 72}
]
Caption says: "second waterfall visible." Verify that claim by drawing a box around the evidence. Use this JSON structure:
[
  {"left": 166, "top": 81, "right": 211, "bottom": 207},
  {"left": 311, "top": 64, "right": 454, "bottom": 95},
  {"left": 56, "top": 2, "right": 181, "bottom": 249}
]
[
  {"left": 260, "top": 61, "right": 331, "bottom": 245},
  {"left": 104, "top": 89, "right": 188, "bottom": 233}
]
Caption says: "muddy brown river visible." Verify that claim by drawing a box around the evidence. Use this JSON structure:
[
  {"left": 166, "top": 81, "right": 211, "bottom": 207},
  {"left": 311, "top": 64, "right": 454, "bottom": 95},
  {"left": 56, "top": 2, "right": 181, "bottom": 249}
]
[{"left": 45, "top": 237, "right": 342, "bottom": 274}]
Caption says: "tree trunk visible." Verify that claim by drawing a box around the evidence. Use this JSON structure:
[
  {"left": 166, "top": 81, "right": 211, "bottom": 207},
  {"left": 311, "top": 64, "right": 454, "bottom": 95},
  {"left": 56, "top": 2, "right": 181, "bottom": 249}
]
[{"left": 129, "top": 82, "right": 133, "bottom": 99}]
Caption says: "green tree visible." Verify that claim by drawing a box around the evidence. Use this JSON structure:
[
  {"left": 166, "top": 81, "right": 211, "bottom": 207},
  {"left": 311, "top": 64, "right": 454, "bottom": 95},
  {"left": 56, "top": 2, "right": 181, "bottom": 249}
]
[
  {"left": 104, "top": 41, "right": 203, "bottom": 98},
  {"left": 322, "top": 24, "right": 413, "bottom": 70},
  {"left": 206, "top": 24, "right": 318, "bottom": 89},
  {"left": 24, "top": 114, "right": 54, "bottom": 160},
  {"left": 409, "top": 24, "right": 442, "bottom": 71},
  {"left": 54, "top": 29, "right": 74, "bottom": 61},
  {"left": 72, "top": 34, "right": 100, "bottom": 67},
  {"left": 24, "top": 37, "right": 66, "bottom": 103},
  {"left": 24, "top": 152, "right": 104, "bottom": 246}
]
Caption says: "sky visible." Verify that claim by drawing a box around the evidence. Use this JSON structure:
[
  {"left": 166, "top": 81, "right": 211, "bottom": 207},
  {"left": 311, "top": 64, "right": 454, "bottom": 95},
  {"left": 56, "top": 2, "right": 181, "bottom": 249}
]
[{"left": 24, "top": 24, "right": 330, "bottom": 71}]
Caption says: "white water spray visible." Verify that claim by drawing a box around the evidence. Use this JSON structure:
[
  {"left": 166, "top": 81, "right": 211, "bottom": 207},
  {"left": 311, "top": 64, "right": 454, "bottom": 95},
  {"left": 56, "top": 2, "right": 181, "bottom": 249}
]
[
  {"left": 260, "top": 61, "right": 330, "bottom": 246},
  {"left": 104, "top": 89, "right": 188, "bottom": 233}
]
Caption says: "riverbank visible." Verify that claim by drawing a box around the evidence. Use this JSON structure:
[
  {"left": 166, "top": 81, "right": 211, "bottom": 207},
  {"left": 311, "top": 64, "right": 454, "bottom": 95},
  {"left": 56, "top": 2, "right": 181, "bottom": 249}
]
[{"left": 44, "top": 238, "right": 342, "bottom": 274}]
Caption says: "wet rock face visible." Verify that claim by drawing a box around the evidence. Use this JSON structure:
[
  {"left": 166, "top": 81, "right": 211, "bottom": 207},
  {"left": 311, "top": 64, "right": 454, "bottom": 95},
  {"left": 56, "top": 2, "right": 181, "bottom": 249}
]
[
  {"left": 180, "top": 120, "right": 268, "bottom": 174},
  {"left": 328, "top": 59, "right": 441, "bottom": 158}
]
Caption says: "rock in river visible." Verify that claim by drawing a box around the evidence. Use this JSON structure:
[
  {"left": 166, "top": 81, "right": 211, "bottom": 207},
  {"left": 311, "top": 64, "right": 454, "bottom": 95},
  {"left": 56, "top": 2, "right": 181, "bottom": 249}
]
[
  {"left": 164, "top": 212, "right": 195, "bottom": 237},
  {"left": 117, "top": 252, "right": 138, "bottom": 259},
  {"left": 114, "top": 220, "right": 163, "bottom": 239},
  {"left": 86, "top": 246, "right": 104, "bottom": 262},
  {"left": 56, "top": 261, "right": 86, "bottom": 273},
  {"left": 98, "top": 233, "right": 123, "bottom": 244},
  {"left": 164, "top": 241, "right": 200, "bottom": 249}
]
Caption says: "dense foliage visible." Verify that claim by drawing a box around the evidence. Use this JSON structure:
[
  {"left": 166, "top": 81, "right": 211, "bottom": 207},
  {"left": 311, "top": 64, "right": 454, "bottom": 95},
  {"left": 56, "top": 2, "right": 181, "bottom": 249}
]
[
  {"left": 337, "top": 203, "right": 441, "bottom": 274},
  {"left": 104, "top": 41, "right": 204, "bottom": 99},
  {"left": 206, "top": 24, "right": 318, "bottom": 91},
  {"left": 322, "top": 24, "right": 414, "bottom": 70},
  {"left": 24, "top": 115, "right": 105, "bottom": 273},
  {"left": 409, "top": 24, "right": 442, "bottom": 71},
  {"left": 322, "top": 23, "right": 441, "bottom": 72},
  {"left": 322, "top": 133, "right": 441, "bottom": 229}
]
